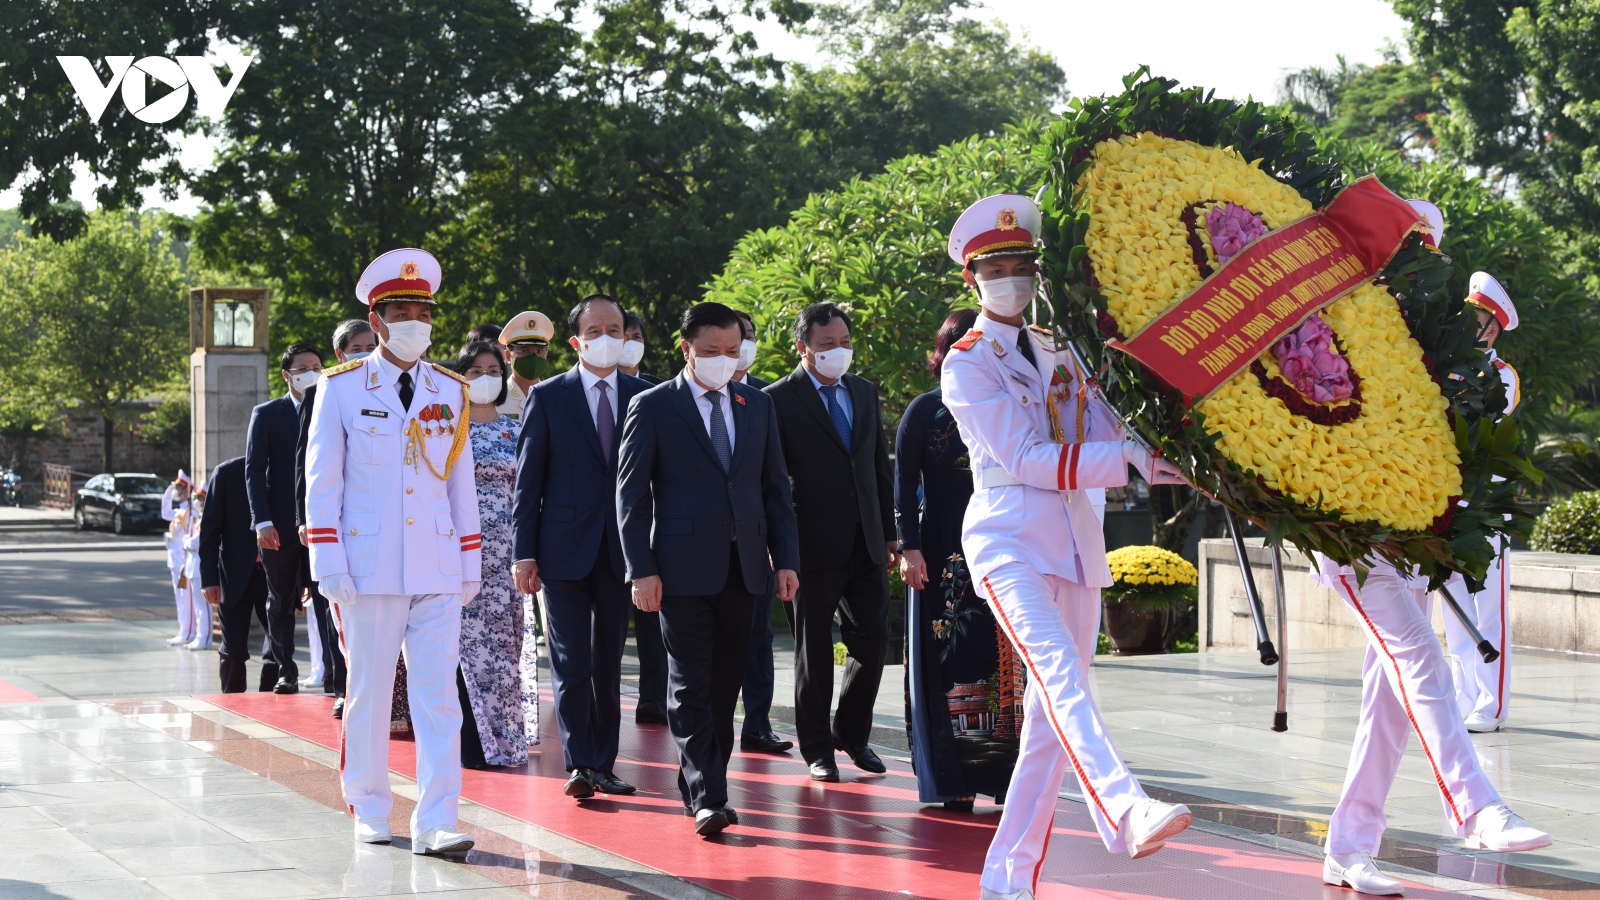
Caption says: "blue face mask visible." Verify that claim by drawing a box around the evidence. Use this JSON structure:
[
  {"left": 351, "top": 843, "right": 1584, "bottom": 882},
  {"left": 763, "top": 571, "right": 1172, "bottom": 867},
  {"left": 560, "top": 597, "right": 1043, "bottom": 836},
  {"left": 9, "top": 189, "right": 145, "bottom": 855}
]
[{"left": 345, "top": 351, "right": 371, "bottom": 362}]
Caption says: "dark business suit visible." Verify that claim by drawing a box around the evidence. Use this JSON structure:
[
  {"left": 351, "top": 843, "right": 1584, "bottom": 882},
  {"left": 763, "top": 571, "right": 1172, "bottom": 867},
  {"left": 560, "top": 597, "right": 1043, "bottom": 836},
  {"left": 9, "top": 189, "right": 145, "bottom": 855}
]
[
  {"left": 295, "top": 384, "right": 345, "bottom": 695},
  {"left": 628, "top": 372, "right": 669, "bottom": 705},
  {"left": 199, "top": 457, "right": 274, "bottom": 693},
  {"left": 245, "top": 395, "right": 301, "bottom": 685},
  {"left": 617, "top": 373, "right": 800, "bottom": 813},
  {"left": 765, "top": 365, "right": 895, "bottom": 763},
  {"left": 514, "top": 366, "right": 648, "bottom": 773},
  {"left": 736, "top": 372, "right": 780, "bottom": 739}
]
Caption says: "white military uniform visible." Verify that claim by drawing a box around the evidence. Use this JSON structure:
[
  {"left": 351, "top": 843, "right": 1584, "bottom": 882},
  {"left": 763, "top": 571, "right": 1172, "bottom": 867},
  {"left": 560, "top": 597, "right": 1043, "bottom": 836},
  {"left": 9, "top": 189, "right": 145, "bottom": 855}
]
[
  {"left": 163, "top": 494, "right": 195, "bottom": 644},
  {"left": 306, "top": 349, "right": 482, "bottom": 836},
  {"left": 943, "top": 316, "right": 1156, "bottom": 884},
  {"left": 179, "top": 501, "right": 212, "bottom": 648},
  {"left": 1310, "top": 554, "right": 1503, "bottom": 854},
  {"left": 1443, "top": 346, "right": 1520, "bottom": 724}
]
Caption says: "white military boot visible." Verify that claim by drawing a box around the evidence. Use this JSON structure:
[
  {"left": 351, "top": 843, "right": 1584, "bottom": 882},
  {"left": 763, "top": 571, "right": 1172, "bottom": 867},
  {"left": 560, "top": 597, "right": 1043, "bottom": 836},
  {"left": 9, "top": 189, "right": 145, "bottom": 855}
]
[
  {"left": 1464, "top": 803, "right": 1550, "bottom": 851},
  {"left": 1122, "top": 798, "right": 1192, "bottom": 859},
  {"left": 1323, "top": 852, "right": 1403, "bottom": 895},
  {"left": 354, "top": 817, "right": 391, "bottom": 843}
]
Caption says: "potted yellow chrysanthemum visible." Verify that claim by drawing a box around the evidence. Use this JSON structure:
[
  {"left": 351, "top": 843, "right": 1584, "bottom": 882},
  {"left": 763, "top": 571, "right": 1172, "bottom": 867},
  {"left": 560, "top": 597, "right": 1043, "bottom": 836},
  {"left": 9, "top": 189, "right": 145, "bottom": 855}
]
[{"left": 1102, "top": 545, "right": 1198, "bottom": 655}]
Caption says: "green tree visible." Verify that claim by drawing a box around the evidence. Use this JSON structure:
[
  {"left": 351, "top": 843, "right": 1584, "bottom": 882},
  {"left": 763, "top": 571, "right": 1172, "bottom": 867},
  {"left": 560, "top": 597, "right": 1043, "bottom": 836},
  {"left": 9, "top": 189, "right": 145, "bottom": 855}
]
[
  {"left": 703, "top": 122, "right": 1043, "bottom": 412},
  {"left": 1278, "top": 49, "right": 1440, "bottom": 154},
  {"left": 0, "top": 211, "right": 188, "bottom": 472},
  {"left": 0, "top": 2, "right": 220, "bottom": 240},
  {"left": 192, "top": 0, "right": 572, "bottom": 360}
]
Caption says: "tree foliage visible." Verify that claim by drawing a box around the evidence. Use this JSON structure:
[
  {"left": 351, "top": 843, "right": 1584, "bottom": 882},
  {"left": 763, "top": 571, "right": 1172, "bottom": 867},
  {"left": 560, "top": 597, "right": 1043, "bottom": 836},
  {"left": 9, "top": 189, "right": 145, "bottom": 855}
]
[
  {"left": 703, "top": 122, "right": 1043, "bottom": 412},
  {"left": 1277, "top": 49, "right": 1439, "bottom": 155},
  {"left": 0, "top": 211, "right": 188, "bottom": 472}
]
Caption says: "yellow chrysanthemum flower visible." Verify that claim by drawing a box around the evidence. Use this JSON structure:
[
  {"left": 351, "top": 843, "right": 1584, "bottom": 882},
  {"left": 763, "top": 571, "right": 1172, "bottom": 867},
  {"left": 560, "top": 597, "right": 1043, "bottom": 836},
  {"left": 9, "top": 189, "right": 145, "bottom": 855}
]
[
  {"left": 1078, "top": 134, "right": 1462, "bottom": 531},
  {"left": 1106, "top": 545, "right": 1199, "bottom": 588}
]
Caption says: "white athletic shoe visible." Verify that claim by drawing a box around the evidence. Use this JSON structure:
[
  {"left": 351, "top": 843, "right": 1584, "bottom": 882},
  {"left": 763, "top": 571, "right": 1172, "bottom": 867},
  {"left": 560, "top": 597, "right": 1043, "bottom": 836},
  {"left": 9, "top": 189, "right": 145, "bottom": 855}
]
[
  {"left": 1464, "top": 803, "right": 1551, "bottom": 851},
  {"left": 978, "top": 888, "right": 1034, "bottom": 900},
  {"left": 412, "top": 826, "right": 474, "bottom": 855},
  {"left": 1323, "top": 852, "right": 1403, "bottom": 896},
  {"left": 1122, "top": 798, "right": 1191, "bottom": 859},
  {"left": 1463, "top": 711, "right": 1505, "bottom": 733},
  {"left": 354, "top": 818, "right": 391, "bottom": 843}
]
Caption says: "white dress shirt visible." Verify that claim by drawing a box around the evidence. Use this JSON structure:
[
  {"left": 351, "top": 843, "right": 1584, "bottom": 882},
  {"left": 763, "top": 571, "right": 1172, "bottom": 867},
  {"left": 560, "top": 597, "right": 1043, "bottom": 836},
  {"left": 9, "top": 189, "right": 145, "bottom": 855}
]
[
  {"left": 686, "top": 372, "right": 736, "bottom": 454},
  {"left": 576, "top": 364, "right": 620, "bottom": 429},
  {"left": 806, "top": 366, "right": 853, "bottom": 430}
]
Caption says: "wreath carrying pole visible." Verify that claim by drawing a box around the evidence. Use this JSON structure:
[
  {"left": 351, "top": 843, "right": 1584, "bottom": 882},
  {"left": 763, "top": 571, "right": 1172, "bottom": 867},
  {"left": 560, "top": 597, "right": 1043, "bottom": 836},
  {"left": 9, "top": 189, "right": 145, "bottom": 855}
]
[
  {"left": 1222, "top": 506, "right": 1279, "bottom": 668},
  {"left": 1270, "top": 545, "right": 1289, "bottom": 733},
  {"left": 1437, "top": 583, "right": 1500, "bottom": 664}
]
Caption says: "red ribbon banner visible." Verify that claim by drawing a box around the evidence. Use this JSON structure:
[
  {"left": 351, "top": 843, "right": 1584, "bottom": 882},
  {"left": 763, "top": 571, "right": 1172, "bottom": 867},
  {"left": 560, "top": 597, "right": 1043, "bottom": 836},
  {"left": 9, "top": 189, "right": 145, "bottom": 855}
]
[{"left": 1106, "top": 176, "right": 1424, "bottom": 405}]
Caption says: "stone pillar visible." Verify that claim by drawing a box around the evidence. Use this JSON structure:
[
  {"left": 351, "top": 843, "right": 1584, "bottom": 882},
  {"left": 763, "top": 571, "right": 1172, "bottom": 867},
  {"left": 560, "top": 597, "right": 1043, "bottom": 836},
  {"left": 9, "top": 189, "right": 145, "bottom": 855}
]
[{"left": 189, "top": 287, "right": 271, "bottom": 487}]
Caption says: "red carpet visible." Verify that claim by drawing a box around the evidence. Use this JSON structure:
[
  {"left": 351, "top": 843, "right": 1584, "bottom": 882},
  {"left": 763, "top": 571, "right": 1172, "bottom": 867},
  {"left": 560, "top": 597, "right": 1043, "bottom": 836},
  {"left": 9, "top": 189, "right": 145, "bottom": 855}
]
[
  {"left": 0, "top": 676, "right": 39, "bottom": 703},
  {"left": 201, "top": 691, "right": 1472, "bottom": 899}
]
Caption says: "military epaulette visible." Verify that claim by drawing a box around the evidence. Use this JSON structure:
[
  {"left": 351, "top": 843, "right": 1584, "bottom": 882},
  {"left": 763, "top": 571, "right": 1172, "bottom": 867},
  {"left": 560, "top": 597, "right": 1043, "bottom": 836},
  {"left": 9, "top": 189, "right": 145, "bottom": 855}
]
[
  {"left": 952, "top": 328, "right": 984, "bottom": 352},
  {"left": 323, "top": 358, "right": 364, "bottom": 377},
  {"left": 1027, "top": 324, "right": 1056, "bottom": 351},
  {"left": 430, "top": 362, "right": 469, "bottom": 385}
]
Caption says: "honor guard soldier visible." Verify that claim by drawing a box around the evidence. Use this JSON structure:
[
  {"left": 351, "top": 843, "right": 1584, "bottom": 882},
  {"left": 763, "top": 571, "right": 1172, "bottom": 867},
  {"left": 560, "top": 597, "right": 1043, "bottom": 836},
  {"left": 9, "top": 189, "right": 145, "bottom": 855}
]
[
  {"left": 940, "top": 195, "right": 1194, "bottom": 900},
  {"left": 305, "top": 248, "right": 482, "bottom": 855},
  {"left": 1445, "top": 271, "right": 1520, "bottom": 733}
]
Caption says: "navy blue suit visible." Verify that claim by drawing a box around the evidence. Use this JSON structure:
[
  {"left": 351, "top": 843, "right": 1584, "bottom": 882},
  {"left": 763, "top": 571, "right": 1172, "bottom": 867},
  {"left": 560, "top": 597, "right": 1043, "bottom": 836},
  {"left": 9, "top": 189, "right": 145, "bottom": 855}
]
[
  {"left": 513, "top": 366, "right": 648, "bottom": 773},
  {"left": 244, "top": 395, "right": 301, "bottom": 685},
  {"left": 198, "top": 457, "right": 274, "bottom": 693},
  {"left": 616, "top": 373, "right": 799, "bottom": 812},
  {"left": 736, "top": 372, "right": 780, "bottom": 739}
]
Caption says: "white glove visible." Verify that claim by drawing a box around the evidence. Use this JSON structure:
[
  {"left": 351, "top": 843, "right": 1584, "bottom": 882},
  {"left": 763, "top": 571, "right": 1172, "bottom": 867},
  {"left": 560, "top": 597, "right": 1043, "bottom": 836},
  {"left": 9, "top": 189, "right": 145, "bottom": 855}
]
[
  {"left": 1125, "top": 444, "right": 1190, "bottom": 486},
  {"left": 320, "top": 573, "right": 358, "bottom": 606},
  {"left": 460, "top": 581, "right": 481, "bottom": 605}
]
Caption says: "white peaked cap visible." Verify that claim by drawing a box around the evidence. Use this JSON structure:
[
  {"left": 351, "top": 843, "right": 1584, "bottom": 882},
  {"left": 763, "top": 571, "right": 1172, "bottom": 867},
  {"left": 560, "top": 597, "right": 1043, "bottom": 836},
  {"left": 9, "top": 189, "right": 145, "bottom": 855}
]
[
  {"left": 947, "top": 194, "right": 1042, "bottom": 267},
  {"left": 354, "top": 248, "right": 442, "bottom": 307},
  {"left": 1408, "top": 199, "right": 1445, "bottom": 247},
  {"left": 1467, "top": 271, "right": 1518, "bottom": 331}
]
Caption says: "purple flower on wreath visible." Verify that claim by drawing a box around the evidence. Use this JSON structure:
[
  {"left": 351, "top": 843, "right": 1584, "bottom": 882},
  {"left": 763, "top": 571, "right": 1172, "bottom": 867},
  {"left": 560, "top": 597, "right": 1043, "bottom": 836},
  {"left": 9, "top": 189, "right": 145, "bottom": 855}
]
[
  {"left": 1206, "top": 202, "right": 1267, "bottom": 264},
  {"left": 1272, "top": 316, "right": 1355, "bottom": 405}
]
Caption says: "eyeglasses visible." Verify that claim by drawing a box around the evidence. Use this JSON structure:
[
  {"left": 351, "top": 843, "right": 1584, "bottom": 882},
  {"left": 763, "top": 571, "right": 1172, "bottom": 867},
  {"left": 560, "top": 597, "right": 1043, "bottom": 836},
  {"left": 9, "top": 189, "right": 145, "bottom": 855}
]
[
  {"left": 285, "top": 366, "right": 323, "bottom": 376},
  {"left": 466, "top": 367, "right": 504, "bottom": 378},
  {"left": 505, "top": 343, "right": 546, "bottom": 357}
]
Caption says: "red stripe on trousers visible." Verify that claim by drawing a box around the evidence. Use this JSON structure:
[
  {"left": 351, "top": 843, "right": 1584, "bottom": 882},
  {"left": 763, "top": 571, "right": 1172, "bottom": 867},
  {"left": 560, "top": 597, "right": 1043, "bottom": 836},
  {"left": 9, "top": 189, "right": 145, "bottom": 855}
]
[
  {"left": 1337, "top": 575, "right": 1463, "bottom": 825},
  {"left": 1032, "top": 813, "right": 1055, "bottom": 891},
  {"left": 1495, "top": 559, "right": 1508, "bottom": 719},
  {"left": 982, "top": 576, "right": 1117, "bottom": 831},
  {"left": 331, "top": 601, "right": 353, "bottom": 819}
]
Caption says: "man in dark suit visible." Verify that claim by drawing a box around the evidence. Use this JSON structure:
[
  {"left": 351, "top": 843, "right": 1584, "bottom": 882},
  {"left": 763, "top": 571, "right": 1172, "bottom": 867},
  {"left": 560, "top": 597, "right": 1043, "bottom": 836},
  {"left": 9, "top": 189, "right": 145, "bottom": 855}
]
[
  {"left": 765, "top": 302, "right": 897, "bottom": 782},
  {"left": 296, "top": 321, "right": 376, "bottom": 717},
  {"left": 732, "top": 310, "right": 790, "bottom": 755},
  {"left": 513, "top": 294, "right": 650, "bottom": 801},
  {"left": 198, "top": 456, "right": 274, "bottom": 693},
  {"left": 247, "top": 341, "right": 325, "bottom": 694},
  {"left": 619, "top": 309, "right": 667, "bottom": 725},
  {"left": 617, "top": 301, "right": 800, "bottom": 837}
]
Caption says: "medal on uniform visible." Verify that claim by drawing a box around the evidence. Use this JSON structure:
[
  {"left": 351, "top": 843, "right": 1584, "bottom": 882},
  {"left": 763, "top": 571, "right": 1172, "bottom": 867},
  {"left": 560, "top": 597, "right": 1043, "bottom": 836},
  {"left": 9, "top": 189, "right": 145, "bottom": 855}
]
[{"left": 440, "top": 403, "right": 454, "bottom": 435}]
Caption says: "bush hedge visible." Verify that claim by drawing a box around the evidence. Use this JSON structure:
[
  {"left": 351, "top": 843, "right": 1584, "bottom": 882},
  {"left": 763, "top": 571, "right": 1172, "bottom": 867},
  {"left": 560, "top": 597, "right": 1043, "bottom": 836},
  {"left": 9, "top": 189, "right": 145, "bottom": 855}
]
[{"left": 1530, "top": 491, "right": 1600, "bottom": 555}]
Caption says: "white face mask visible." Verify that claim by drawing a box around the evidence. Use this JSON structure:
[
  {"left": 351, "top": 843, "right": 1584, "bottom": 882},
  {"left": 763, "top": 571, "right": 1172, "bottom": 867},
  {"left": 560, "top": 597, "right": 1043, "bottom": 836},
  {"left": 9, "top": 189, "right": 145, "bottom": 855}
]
[
  {"left": 289, "top": 371, "right": 320, "bottom": 393},
  {"left": 810, "top": 346, "right": 852, "bottom": 380},
  {"left": 690, "top": 352, "right": 738, "bottom": 391},
  {"left": 619, "top": 339, "right": 645, "bottom": 368},
  {"left": 976, "top": 275, "right": 1037, "bottom": 318},
  {"left": 467, "top": 374, "right": 501, "bottom": 405},
  {"left": 381, "top": 320, "right": 432, "bottom": 362},
  {"left": 344, "top": 350, "right": 371, "bottom": 362},
  {"left": 737, "top": 339, "right": 758, "bottom": 371},
  {"left": 575, "top": 333, "right": 624, "bottom": 369}
]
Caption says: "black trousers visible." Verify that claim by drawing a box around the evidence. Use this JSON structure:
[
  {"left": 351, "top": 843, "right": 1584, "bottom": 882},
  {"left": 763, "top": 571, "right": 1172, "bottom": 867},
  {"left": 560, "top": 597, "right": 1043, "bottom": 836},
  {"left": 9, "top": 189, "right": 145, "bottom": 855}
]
[
  {"left": 218, "top": 566, "right": 272, "bottom": 693},
  {"left": 793, "top": 524, "right": 890, "bottom": 763},
  {"left": 259, "top": 542, "right": 301, "bottom": 684},
  {"left": 633, "top": 607, "right": 668, "bottom": 703},
  {"left": 542, "top": 540, "right": 631, "bottom": 772},
  {"left": 660, "top": 545, "right": 757, "bottom": 813}
]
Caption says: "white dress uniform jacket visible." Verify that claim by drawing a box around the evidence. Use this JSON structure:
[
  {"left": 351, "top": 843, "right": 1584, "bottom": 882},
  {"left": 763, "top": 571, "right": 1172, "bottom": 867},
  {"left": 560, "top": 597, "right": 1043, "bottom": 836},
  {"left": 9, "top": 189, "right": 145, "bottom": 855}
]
[
  {"left": 940, "top": 317, "right": 1131, "bottom": 586},
  {"left": 305, "top": 354, "right": 482, "bottom": 593}
]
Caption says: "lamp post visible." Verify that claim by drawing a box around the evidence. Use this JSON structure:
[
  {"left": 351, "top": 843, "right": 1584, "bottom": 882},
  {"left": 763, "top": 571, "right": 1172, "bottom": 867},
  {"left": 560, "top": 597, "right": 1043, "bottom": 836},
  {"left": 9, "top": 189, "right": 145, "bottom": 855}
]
[{"left": 188, "top": 286, "right": 270, "bottom": 487}]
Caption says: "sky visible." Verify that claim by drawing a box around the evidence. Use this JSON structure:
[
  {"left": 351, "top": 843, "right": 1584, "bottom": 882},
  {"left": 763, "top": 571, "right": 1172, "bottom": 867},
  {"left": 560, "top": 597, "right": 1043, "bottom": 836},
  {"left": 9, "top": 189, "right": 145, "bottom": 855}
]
[{"left": 5, "top": 0, "right": 1408, "bottom": 217}]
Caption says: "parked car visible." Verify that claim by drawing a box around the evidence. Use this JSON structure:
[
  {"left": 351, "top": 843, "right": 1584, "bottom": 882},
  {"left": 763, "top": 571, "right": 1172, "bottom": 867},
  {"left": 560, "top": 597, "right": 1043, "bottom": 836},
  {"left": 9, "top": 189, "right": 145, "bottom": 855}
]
[{"left": 74, "top": 473, "right": 168, "bottom": 535}]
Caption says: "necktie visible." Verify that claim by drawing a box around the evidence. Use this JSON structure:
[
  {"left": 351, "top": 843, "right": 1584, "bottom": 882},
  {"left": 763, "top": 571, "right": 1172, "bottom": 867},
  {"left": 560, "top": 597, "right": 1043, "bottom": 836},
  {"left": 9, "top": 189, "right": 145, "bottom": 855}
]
[
  {"left": 706, "top": 390, "right": 732, "bottom": 472},
  {"left": 397, "top": 371, "right": 414, "bottom": 411},
  {"left": 1016, "top": 329, "right": 1038, "bottom": 368},
  {"left": 821, "top": 383, "right": 853, "bottom": 453},
  {"left": 595, "top": 380, "right": 614, "bottom": 464}
]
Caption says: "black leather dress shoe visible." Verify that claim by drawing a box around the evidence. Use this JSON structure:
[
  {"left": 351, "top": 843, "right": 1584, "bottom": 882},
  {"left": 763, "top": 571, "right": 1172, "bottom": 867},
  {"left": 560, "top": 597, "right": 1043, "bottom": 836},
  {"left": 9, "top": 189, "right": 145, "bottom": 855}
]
[
  {"left": 740, "top": 731, "right": 794, "bottom": 754},
  {"left": 808, "top": 759, "right": 841, "bottom": 782},
  {"left": 683, "top": 805, "right": 738, "bottom": 824},
  {"left": 594, "top": 771, "right": 636, "bottom": 795},
  {"left": 564, "top": 767, "right": 596, "bottom": 799},
  {"left": 634, "top": 700, "right": 668, "bottom": 725},
  {"left": 835, "top": 737, "right": 887, "bottom": 774},
  {"left": 694, "top": 807, "right": 731, "bottom": 836},
  {"left": 331, "top": 697, "right": 345, "bottom": 719},
  {"left": 274, "top": 678, "right": 299, "bottom": 695}
]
